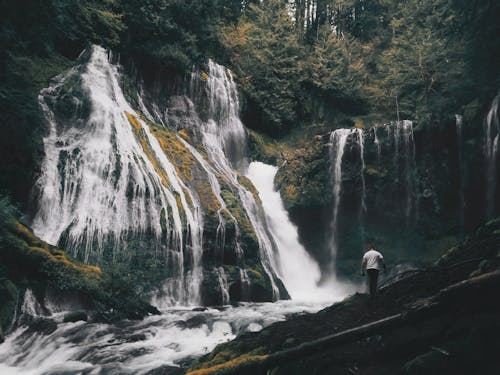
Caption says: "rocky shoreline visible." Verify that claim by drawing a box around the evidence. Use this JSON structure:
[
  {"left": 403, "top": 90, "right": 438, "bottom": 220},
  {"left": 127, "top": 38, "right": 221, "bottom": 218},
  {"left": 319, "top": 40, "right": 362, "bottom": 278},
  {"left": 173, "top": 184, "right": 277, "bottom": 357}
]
[{"left": 187, "top": 218, "right": 500, "bottom": 374}]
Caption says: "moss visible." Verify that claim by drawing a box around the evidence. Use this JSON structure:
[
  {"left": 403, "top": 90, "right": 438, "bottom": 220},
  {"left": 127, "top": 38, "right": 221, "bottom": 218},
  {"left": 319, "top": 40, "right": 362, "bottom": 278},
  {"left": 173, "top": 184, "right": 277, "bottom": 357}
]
[
  {"left": 283, "top": 184, "right": 300, "bottom": 204},
  {"left": 365, "top": 166, "right": 387, "bottom": 177},
  {"left": 148, "top": 122, "right": 197, "bottom": 182},
  {"left": 247, "top": 129, "right": 284, "bottom": 164},
  {"left": 179, "top": 128, "right": 190, "bottom": 141},
  {"left": 174, "top": 191, "right": 187, "bottom": 225},
  {"left": 246, "top": 268, "right": 263, "bottom": 280},
  {"left": 16, "top": 223, "right": 101, "bottom": 278},
  {"left": 196, "top": 179, "right": 222, "bottom": 214},
  {"left": 125, "top": 111, "right": 171, "bottom": 189},
  {"left": 237, "top": 175, "right": 261, "bottom": 204},
  {"left": 219, "top": 186, "right": 257, "bottom": 246},
  {"left": 187, "top": 353, "right": 268, "bottom": 375}
]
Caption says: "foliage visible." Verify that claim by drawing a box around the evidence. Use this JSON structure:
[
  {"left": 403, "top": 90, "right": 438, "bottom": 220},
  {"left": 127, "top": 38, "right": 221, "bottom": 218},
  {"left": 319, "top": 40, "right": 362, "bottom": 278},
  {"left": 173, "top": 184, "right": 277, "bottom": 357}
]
[{"left": 219, "top": 0, "right": 499, "bottom": 135}]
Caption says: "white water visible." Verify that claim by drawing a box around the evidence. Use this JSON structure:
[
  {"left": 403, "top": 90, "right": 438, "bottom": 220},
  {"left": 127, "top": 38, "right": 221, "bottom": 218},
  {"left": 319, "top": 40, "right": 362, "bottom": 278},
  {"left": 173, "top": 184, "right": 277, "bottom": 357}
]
[
  {"left": 328, "top": 129, "right": 357, "bottom": 271},
  {"left": 373, "top": 126, "right": 381, "bottom": 166},
  {"left": 246, "top": 162, "right": 346, "bottom": 302},
  {"left": 0, "top": 301, "right": 338, "bottom": 375},
  {"left": 30, "top": 46, "right": 288, "bottom": 306},
  {"left": 485, "top": 93, "right": 500, "bottom": 219},
  {"left": 327, "top": 121, "right": 417, "bottom": 271},
  {"left": 195, "top": 61, "right": 282, "bottom": 300}
]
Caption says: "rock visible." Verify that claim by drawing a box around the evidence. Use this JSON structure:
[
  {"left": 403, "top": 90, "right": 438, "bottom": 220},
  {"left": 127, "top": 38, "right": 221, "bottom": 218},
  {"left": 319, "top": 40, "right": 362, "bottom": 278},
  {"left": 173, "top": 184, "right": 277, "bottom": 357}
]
[
  {"left": 144, "top": 365, "right": 184, "bottom": 375},
  {"left": 63, "top": 310, "right": 88, "bottom": 323},
  {"left": 25, "top": 318, "right": 58, "bottom": 336},
  {"left": 192, "top": 307, "right": 207, "bottom": 312}
]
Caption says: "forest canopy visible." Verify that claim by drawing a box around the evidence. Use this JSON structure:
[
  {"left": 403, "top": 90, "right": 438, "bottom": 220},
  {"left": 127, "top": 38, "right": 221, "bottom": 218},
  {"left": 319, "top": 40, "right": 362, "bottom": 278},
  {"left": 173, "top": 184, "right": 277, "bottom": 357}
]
[{"left": 1, "top": 0, "right": 499, "bottom": 203}]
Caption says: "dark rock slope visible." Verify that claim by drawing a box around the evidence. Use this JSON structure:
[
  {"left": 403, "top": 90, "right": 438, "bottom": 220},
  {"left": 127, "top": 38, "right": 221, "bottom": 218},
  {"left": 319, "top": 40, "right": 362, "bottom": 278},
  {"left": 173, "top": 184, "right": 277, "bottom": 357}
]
[{"left": 186, "top": 218, "right": 500, "bottom": 375}]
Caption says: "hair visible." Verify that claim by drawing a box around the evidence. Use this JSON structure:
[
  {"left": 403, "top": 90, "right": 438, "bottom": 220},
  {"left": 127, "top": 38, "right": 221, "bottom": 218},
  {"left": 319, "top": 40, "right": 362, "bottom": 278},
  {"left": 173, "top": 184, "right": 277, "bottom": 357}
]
[{"left": 369, "top": 243, "right": 375, "bottom": 250}]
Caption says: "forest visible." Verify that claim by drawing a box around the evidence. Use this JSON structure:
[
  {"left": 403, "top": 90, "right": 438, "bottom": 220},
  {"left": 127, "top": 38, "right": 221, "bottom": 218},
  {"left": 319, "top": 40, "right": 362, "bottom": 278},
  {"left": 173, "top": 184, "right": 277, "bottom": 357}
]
[
  {"left": 1, "top": 0, "right": 499, "bottom": 204},
  {"left": 0, "top": 1, "right": 499, "bottom": 374}
]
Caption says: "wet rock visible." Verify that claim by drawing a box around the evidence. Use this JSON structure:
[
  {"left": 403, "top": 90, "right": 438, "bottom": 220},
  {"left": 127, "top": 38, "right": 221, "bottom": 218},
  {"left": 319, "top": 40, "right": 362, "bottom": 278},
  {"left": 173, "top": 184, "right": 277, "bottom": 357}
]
[
  {"left": 24, "top": 318, "right": 58, "bottom": 336},
  {"left": 184, "top": 315, "right": 209, "bottom": 329},
  {"left": 63, "top": 310, "right": 88, "bottom": 323},
  {"left": 144, "top": 365, "right": 184, "bottom": 375},
  {"left": 192, "top": 307, "right": 207, "bottom": 312}
]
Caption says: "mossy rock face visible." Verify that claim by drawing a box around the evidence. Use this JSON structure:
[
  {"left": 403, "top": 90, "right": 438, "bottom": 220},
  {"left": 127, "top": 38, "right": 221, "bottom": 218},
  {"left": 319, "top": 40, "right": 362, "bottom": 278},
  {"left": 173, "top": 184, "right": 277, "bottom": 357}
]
[{"left": 275, "top": 135, "right": 332, "bottom": 210}]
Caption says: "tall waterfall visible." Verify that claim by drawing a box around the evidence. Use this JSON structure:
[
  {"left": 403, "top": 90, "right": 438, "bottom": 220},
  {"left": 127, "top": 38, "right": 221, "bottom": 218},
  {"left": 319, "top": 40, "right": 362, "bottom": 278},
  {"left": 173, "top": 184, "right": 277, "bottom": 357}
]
[
  {"left": 31, "top": 46, "right": 285, "bottom": 306},
  {"left": 328, "top": 129, "right": 360, "bottom": 272},
  {"left": 485, "top": 93, "right": 500, "bottom": 219},
  {"left": 327, "top": 121, "right": 416, "bottom": 273},
  {"left": 247, "top": 162, "right": 338, "bottom": 302}
]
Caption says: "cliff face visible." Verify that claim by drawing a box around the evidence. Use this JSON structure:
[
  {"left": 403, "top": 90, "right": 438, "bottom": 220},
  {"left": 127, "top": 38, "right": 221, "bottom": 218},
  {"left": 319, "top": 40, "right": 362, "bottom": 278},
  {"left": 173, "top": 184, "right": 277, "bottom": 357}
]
[
  {"left": 270, "top": 102, "right": 498, "bottom": 278},
  {"left": 28, "top": 46, "right": 288, "bottom": 307},
  {"left": 0, "top": 216, "right": 160, "bottom": 340}
]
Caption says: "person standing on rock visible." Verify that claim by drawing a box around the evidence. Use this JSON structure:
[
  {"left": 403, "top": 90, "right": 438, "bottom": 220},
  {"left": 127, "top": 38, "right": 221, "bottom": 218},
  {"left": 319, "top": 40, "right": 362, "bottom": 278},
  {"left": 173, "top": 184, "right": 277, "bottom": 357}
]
[{"left": 361, "top": 244, "right": 386, "bottom": 299}]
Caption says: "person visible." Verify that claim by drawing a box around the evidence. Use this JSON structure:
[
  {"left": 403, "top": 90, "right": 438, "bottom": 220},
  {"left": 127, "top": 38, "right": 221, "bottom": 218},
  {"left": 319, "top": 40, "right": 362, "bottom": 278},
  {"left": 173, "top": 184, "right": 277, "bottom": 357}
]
[{"left": 361, "top": 244, "right": 386, "bottom": 298}]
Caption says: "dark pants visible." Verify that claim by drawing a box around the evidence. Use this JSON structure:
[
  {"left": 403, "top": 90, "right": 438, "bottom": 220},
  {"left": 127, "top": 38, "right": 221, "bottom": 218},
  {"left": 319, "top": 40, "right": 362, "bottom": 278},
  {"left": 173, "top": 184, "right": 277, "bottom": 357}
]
[{"left": 367, "top": 269, "right": 379, "bottom": 298}]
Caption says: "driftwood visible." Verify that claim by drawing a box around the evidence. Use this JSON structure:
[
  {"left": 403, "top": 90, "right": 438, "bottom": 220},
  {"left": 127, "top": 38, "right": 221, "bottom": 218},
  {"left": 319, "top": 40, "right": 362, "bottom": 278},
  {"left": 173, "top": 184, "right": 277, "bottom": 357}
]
[{"left": 187, "top": 269, "right": 500, "bottom": 375}]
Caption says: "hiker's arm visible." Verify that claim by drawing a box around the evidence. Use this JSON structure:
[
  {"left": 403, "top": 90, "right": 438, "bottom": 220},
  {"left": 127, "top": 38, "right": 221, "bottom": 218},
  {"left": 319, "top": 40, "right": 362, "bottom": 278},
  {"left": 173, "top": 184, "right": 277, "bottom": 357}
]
[{"left": 360, "top": 257, "right": 366, "bottom": 275}]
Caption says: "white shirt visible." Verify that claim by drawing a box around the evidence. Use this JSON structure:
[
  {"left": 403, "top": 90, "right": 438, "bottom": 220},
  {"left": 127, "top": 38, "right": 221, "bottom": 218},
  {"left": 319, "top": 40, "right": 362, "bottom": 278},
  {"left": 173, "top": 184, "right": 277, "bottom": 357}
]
[{"left": 363, "top": 249, "right": 384, "bottom": 270}]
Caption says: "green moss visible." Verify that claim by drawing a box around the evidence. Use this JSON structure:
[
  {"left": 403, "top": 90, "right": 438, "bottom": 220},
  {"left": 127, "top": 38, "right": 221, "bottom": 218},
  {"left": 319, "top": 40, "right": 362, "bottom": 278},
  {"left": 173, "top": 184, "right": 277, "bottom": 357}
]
[
  {"left": 187, "top": 353, "right": 268, "bottom": 375},
  {"left": 237, "top": 175, "right": 261, "bottom": 204}
]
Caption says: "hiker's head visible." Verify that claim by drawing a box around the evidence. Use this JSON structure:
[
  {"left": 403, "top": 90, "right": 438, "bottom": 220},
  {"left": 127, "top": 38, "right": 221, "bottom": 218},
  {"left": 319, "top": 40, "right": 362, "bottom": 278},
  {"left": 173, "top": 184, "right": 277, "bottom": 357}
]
[{"left": 369, "top": 243, "right": 375, "bottom": 250}]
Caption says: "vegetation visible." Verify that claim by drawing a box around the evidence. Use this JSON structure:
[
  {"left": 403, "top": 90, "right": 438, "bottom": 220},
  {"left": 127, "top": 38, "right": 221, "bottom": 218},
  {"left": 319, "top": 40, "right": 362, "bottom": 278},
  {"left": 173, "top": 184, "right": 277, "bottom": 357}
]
[
  {"left": 2, "top": 0, "right": 499, "bottom": 204},
  {"left": 220, "top": 0, "right": 500, "bottom": 135},
  {"left": 0, "top": 195, "right": 157, "bottom": 328}
]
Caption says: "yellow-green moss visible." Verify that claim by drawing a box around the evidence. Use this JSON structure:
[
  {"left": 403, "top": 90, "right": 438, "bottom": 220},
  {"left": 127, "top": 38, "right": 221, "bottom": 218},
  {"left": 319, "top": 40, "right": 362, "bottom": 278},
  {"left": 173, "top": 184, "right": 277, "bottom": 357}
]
[
  {"left": 186, "top": 354, "right": 268, "bottom": 375},
  {"left": 125, "top": 112, "right": 171, "bottom": 189},
  {"left": 149, "top": 123, "right": 197, "bottom": 182},
  {"left": 246, "top": 268, "right": 263, "bottom": 280},
  {"left": 200, "top": 71, "right": 209, "bottom": 81},
  {"left": 196, "top": 180, "right": 222, "bottom": 214},
  {"left": 178, "top": 128, "right": 190, "bottom": 141},
  {"left": 283, "top": 184, "right": 300, "bottom": 203},
  {"left": 237, "top": 174, "right": 261, "bottom": 204},
  {"left": 16, "top": 223, "right": 101, "bottom": 278}
]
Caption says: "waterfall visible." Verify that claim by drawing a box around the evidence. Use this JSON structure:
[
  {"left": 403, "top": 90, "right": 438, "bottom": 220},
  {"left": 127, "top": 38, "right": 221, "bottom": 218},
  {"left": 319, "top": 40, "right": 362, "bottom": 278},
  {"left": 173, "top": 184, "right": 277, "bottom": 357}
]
[
  {"left": 193, "top": 60, "right": 283, "bottom": 300},
  {"left": 247, "top": 162, "right": 338, "bottom": 302},
  {"left": 327, "top": 121, "right": 417, "bottom": 273},
  {"left": 456, "top": 114, "right": 465, "bottom": 236},
  {"left": 328, "top": 129, "right": 357, "bottom": 272},
  {"left": 373, "top": 126, "right": 381, "bottom": 166},
  {"left": 401, "top": 120, "right": 417, "bottom": 224},
  {"left": 31, "top": 46, "right": 285, "bottom": 306},
  {"left": 485, "top": 93, "right": 500, "bottom": 219},
  {"left": 357, "top": 129, "right": 367, "bottom": 216}
]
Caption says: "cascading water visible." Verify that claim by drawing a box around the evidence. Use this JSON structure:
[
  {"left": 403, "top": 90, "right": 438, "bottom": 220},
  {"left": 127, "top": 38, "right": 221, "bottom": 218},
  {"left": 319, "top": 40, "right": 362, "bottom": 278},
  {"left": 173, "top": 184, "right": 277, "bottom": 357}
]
[
  {"left": 373, "top": 126, "right": 381, "bottom": 166},
  {"left": 327, "top": 121, "right": 417, "bottom": 274},
  {"left": 30, "top": 46, "right": 286, "bottom": 306},
  {"left": 32, "top": 46, "right": 204, "bottom": 305},
  {"left": 328, "top": 129, "right": 363, "bottom": 272},
  {"left": 0, "top": 47, "right": 354, "bottom": 375},
  {"left": 485, "top": 93, "right": 500, "bottom": 219},
  {"left": 247, "top": 162, "right": 344, "bottom": 301},
  {"left": 192, "top": 60, "right": 283, "bottom": 300}
]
